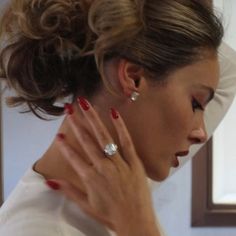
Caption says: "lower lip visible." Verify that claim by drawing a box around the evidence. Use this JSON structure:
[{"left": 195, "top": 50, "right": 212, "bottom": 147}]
[{"left": 173, "top": 155, "right": 179, "bottom": 168}]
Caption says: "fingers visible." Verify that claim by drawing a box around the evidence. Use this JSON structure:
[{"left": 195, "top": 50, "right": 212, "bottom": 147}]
[
  {"left": 65, "top": 114, "right": 106, "bottom": 166},
  {"left": 56, "top": 129, "right": 113, "bottom": 175},
  {"left": 56, "top": 134, "right": 115, "bottom": 194},
  {"left": 56, "top": 134, "right": 93, "bottom": 177},
  {"left": 109, "top": 108, "right": 138, "bottom": 167},
  {"left": 62, "top": 98, "right": 137, "bottom": 172},
  {"left": 75, "top": 98, "right": 126, "bottom": 169},
  {"left": 77, "top": 97, "right": 118, "bottom": 157}
]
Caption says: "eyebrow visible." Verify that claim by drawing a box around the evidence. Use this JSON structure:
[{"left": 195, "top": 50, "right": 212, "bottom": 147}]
[{"left": 196, "top": 84, "right": 215, "bottom": 105}]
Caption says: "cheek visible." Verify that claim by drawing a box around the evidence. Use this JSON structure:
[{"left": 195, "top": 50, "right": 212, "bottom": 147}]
[
  {"left": 129, "top": 97, "right": 193, "bottom": 157},
  {"left": 161, "top": 101, "right": 193, "bottom": 138}
]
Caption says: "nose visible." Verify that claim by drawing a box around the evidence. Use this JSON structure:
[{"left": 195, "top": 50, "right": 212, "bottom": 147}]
[{"left": 189, "top": 127, "right": 208, "bottom": 144}]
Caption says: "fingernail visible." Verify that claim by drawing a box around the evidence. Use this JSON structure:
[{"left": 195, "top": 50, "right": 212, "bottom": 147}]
[
  {"left": 45, "top": 180, "right": 61, "bottom": 190},
  {"left": 57, "top": 133, "right": 65, "bottom": 140},
  {"left": 110, "top": 108, "right": 119, "bottom": 119},
  {"left": 77, "top": 97, "right": 90, "bottom": 111},
  {"left": 64, "top": 103, "right": 74, "bottom": 115}
]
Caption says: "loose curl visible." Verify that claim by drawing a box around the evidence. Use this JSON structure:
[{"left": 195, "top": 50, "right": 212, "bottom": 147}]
[{"left": 0, "top": 0, "right": 223, "bottom": 119}]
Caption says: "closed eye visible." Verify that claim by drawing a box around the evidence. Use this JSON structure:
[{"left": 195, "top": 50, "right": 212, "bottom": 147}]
[{"left": 192, "top": 98, "right": 204, "bottom": 112}]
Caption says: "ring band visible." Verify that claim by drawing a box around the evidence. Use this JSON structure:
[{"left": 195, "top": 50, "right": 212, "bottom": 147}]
[{"left": 104, "top": 143, "right": 118, "bottom": 157}]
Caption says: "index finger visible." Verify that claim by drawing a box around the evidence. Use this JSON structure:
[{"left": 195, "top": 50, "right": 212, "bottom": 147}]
[{"left": 109, "top": 108, "right": 139, "bottom": 167}]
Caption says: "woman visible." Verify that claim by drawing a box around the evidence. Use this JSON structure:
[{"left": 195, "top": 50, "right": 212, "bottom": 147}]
[{"left": 0, "top": 0, "right": 224, "bottom": 235}]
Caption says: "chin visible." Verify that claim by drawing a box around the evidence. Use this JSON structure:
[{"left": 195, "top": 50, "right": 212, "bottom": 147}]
[{"left": 147, "top": 168, "right": 171, "bottom": 182}]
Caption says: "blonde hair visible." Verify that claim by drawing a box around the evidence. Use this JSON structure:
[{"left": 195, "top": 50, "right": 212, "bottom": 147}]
[{"left": 0, "top": 0, "right": 223, "bottom": 119}]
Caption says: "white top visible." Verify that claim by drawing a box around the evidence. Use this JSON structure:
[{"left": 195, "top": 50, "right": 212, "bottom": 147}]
[
  {"left": 0, "top": 165, "right": 166, "bottom": 236},
  {"left": 1, "top": 41, "right": 236, "bottom": 236},
  {"left": 0, "top": 166, "right": 116, "bottom": 236}
]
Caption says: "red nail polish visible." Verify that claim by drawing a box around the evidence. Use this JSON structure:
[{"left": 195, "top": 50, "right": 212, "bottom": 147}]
[
  {"left": 110, "top": 108, "right": 119, "bottom": 119},
  {"left": 64, "top": 103, "right": 74, "bottom": 115},
  {"left": 77, "top": 97, "right": 90, "bottom": 111},
  {"left": 46, "top": 180, "right": 61, "bottom": 190},
  {"left": 57, "top": 133, "right": 65, "bottom": 140}
]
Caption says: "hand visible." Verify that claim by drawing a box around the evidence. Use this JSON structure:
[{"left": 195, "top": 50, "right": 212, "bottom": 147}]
[{"left": 49, "top": 97, "right": 157, "bottom": 232}]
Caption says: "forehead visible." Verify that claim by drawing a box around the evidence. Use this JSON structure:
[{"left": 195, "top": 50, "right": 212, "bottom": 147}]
[{"left": 168, "top": 55, "right": 220, "bottom": 91}]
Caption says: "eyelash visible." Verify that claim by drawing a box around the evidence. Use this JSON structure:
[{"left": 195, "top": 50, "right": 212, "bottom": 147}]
[{"left": 192, "top": 98, "right": 204, "bottom": 112}]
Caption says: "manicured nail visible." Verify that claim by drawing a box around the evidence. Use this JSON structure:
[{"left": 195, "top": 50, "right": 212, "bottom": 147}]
[
  {"left": 57, "top": 133, "right": 65, "bottom": 140},
  {"left": 110, "top": 108, "right": 119, "bottom": 119},
  {"left": 77, "top": 97, "right": 90, "bottom": 111},
  {"left": 45, "top": 180, "right": 61, "bottom": 190},
  {"left": 64, "top": 103, "right": 74, "bottom": 115}
]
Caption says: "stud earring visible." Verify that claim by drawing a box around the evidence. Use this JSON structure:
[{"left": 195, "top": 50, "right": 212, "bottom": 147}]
[{"left": 130, "top": 91, "right": 140, "bottom": 102}]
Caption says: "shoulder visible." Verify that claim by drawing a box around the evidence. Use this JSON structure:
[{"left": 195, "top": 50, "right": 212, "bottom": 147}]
[
  {"left": 0, "top": 169, "right": 66, "bottom": 236},
  {"left": 0, "top": 216, "right": 64, "bottom": 236},
  {"left": 0, "top": 167, "right": 112, "bottom": 236}
]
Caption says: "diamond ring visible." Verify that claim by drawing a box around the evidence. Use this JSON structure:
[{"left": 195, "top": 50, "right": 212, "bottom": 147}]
[{"left": 104, "top": 143, "right": 118, "bottom": 157}]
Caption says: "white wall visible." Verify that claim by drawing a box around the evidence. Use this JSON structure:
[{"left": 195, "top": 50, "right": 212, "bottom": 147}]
[
  {"left": 2, "top": 93, "right": 63, "bottom": 198},
  {"left": 1, "top": 0, "right": 236, "bottom": 235}
]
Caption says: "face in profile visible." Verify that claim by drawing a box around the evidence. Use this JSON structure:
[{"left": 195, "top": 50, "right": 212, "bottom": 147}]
[{"left": 124, "top": 54, "right": 219, "bottom": 181}]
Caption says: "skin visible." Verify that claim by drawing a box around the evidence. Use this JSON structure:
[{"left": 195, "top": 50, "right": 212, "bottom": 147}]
[{"left": 34, "top": 52, "right": 219, "bottom": 234}]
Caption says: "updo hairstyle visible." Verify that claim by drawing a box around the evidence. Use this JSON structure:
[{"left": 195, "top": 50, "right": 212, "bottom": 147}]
[{"left": 0, "top": 0, "right": 223, "bottom": 119}]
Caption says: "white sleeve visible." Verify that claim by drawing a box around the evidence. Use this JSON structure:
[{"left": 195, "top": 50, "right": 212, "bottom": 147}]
[
  {"left": 168, "top": 41, "right": 236, "bottom": 176},
  {"left": 0, "top": 218, "right": 65, "bottom": 236}
]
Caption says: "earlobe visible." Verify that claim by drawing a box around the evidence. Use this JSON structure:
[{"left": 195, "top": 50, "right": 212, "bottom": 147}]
[
  {"left": 130, "top": 91, "right": 140, "bottom": 102},
  {"left": 117, "top": 59, "right": 144, "bottom": 96}
]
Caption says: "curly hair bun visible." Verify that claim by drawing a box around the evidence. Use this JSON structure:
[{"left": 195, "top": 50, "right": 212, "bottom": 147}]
[{"left": 0, "top": 0, "right": 98, "bottom": 119}]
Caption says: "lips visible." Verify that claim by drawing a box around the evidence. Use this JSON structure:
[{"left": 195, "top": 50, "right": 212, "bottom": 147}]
[
  {"left": 175, "top": 150, "right": 189, "bottom": 157},
  {"left": 172, "top": 150, "right": 189, "bottom": 168},
  {"left": 173, "top": 155, "right": 180, "bottom": 168}
]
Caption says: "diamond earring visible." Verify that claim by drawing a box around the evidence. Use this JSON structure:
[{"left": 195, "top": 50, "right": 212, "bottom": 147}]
[{"left": 130, "top": 91, "right": 140, "bottom": 102}]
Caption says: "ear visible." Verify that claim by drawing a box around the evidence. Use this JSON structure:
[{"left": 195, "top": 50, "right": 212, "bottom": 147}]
[{"left": 117, "top": 59, "right": 145, "bottom": 97}]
